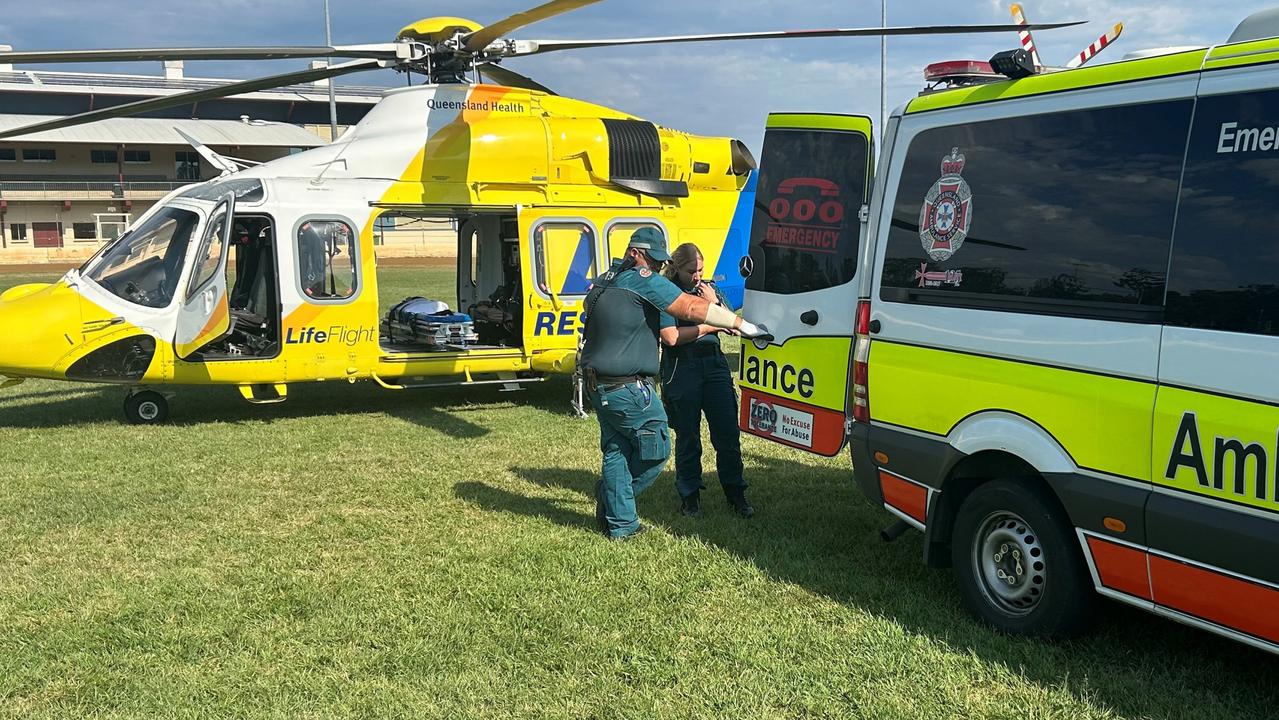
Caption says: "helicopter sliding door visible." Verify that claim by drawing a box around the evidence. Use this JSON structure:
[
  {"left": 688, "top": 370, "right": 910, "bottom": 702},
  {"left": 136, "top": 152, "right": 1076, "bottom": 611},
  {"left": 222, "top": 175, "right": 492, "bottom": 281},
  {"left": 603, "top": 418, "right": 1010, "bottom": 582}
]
[
  {"left": 738, "top": 113, "right": 873, "bottom": 456},
  {"left": 174, "top": 193, "right": 235, "bottom": 359},
  {"left": 519, "top": 208, "right": 601, "bottom": 359}
]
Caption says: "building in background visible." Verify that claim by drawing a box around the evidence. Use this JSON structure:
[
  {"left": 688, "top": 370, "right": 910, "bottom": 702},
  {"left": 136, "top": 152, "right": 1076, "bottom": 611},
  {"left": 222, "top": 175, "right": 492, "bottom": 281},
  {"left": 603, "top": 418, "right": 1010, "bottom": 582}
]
[{"left": 0, "top": 51, "right": 451, "bottom": 263}]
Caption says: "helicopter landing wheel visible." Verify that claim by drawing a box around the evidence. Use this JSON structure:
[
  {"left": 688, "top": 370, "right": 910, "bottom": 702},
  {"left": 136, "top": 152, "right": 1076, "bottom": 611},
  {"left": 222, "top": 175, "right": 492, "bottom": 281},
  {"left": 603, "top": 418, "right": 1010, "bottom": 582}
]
[{"left": 124, "top": 390, "right": 169, "bottom": 425}]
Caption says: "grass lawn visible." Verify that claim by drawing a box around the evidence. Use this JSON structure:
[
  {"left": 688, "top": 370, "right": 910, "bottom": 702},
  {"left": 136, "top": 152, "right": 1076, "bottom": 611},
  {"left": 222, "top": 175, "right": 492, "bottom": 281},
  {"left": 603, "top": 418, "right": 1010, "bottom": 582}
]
[{"left": 0, "top": 265, "right": 1274, "bottom": 719}]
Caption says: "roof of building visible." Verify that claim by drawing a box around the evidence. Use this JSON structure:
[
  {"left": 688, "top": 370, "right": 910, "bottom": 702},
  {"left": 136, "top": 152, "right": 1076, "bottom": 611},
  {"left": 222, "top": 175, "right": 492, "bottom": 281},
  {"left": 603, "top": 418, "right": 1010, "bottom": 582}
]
[{"left": 0, "top": 114, "right": 327, "bottom": 147}]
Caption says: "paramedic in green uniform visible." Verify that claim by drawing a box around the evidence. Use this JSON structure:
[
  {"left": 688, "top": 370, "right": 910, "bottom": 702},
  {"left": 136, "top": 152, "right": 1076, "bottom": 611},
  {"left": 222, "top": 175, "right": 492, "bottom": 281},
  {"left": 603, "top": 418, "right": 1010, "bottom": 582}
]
[
  {"left": 658, "top": 243, "right": 752, "bottom": 518},
  {"left": 579, "top": 227, "right": 769, "bottom": 540}
]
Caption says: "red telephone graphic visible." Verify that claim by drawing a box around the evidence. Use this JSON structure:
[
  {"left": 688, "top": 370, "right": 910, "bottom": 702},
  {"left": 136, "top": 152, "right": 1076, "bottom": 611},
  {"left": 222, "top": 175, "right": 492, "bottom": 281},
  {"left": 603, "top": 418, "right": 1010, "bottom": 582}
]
[
  {"left": 777, "top": 176, "right": 841, "bottom": 196},
  {"left": 770, "top": 176, "right": 845, "bottom": 224}
]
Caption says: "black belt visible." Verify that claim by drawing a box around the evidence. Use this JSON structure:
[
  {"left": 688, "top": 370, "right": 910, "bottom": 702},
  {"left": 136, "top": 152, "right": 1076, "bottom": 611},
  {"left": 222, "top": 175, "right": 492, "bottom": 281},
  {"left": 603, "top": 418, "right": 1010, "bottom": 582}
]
[
  {"left": 667, "top": 343, "right": 721, "bottom": 358},
  {"left": 596, "top": 374, "right": 652, "bottom": 386}
]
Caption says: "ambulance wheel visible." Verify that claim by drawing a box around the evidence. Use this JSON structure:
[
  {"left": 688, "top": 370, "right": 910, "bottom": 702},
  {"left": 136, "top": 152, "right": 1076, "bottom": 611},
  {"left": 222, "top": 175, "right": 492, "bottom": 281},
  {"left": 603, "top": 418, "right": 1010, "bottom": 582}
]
[
  {"left": 951, "top": 479, "right": 1094, "bottom": 638},
  {"left": 124, "top": 390, "right": 169, "bottom": 425}
]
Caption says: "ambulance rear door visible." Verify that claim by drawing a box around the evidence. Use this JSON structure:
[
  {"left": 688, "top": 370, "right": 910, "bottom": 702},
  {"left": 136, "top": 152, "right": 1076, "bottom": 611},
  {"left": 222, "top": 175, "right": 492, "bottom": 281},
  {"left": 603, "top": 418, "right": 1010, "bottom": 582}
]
[{"left": 738, "top": 113, "right": 873, "bottom": 456}]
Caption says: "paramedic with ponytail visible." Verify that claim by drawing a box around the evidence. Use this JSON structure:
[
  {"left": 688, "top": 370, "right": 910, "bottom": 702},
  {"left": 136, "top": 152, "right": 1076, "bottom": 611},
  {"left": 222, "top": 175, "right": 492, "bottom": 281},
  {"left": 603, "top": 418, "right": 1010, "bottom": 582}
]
[
  {"left": 578, "top": 227, "right": 770, "bottom": 541},
  {"left": 659, "top": 243, "right": 752, "bottom": 519}
]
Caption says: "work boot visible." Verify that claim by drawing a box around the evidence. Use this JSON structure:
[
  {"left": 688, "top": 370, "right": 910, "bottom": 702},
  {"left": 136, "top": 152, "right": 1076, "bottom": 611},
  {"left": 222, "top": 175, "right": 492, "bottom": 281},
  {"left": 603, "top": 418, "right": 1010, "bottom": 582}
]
[
  {"left": 594, "top": 480, "right": 608, "bottom": 536},
  {"left": 610, "top": 524, "right": 649, "bottom": 542},
  {"left": 725, "top": 487, "right": 755, "bottom": 518},
  {"left": 680, "top": 491, "right": 702, "bottom": 518}
]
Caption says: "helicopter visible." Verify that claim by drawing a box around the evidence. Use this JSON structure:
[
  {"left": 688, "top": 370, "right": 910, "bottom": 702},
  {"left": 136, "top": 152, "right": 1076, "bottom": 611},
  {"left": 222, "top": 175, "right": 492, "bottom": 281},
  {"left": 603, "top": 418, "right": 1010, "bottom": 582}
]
[{"left": 0, "top": 0, "right": 1079, "bottom": 424}]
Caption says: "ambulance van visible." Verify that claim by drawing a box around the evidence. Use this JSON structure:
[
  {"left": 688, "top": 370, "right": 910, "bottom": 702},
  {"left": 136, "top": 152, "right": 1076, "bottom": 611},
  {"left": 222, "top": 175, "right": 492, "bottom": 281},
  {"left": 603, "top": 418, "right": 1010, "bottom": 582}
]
[{"left": 740, "top": 11, "right": 1279, "bottom": 653}]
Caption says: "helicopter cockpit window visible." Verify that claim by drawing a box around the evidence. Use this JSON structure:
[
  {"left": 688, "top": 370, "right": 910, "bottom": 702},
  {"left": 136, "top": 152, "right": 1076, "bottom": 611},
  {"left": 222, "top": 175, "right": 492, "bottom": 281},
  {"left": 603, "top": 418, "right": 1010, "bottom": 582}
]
[
  {"left": 297, "top": 219, "right": 358, "bottom": 301},
  {"left": 188, "top": 209, "right": 226, "bottom": 299},
  {"left": 84, "top": 206, "right": 201, "bottom": 309},
  {"left": 532, "top": 221, "right": 598, "bottom": 297},
  {"left": 179, "top": 178, "right": 264, "bottom": 204}
]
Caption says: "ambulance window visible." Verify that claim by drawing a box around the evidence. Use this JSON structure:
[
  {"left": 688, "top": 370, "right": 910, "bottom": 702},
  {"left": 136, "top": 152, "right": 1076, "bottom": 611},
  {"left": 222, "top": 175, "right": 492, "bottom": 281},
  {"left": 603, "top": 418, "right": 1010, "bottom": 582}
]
[
  {"left": 532, "top": 221, "right": 598, "bottom": 297},
  {"left": 748, "top": 129, "right": 868, "bottom": 295},
  {"left": 297, "top": 219, "right": 358, "bottom": 301},
  {"left": 880, "top": 100, "right": 1191, "bottom": 320},
  {"left": 84, "top": 206, "right": 200, "bottom": 309},
  {"left": 1167, "top": 88, "right": 1279, "bottom": 336}
]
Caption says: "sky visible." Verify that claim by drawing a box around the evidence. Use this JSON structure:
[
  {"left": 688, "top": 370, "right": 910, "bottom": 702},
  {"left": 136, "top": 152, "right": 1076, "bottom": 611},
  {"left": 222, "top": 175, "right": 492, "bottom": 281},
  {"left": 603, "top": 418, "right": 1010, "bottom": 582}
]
[{"left": 0, "top": 0, "right": 1275, "bottom": 151}]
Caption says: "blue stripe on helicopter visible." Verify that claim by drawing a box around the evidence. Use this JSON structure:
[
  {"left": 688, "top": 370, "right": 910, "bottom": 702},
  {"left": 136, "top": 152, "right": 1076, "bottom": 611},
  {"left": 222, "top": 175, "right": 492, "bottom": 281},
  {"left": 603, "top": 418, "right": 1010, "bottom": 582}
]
[
  {"left": 560, "top": 230, "right": 595, "bottom": 295},
  {"left": 711, "top": 170, "right": 757, "bottom": 310}
]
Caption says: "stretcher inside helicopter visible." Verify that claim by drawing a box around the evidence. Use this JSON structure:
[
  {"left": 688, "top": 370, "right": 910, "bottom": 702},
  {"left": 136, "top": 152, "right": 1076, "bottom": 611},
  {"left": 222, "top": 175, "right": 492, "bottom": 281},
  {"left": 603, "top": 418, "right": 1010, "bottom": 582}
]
[{"left": 378, "top": 213, "right": 526, "bottom": 353}]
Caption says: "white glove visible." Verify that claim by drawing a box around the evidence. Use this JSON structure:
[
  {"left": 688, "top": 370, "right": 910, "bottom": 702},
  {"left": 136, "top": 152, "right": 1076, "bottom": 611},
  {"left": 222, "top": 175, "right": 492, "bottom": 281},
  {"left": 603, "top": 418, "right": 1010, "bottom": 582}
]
[{"left": 737, "top": 320, "right": 770, "bottom": 339}]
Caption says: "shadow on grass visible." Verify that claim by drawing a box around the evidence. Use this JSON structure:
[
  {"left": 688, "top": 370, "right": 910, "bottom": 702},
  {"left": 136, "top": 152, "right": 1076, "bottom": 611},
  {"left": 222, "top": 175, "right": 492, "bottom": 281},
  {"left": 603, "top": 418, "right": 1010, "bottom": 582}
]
[
  {"left": 0, "top": 376, "right": 581, "bottom": 438},
  {"left": 456, "top": 451, "right": 1279, "bottom": 720}
]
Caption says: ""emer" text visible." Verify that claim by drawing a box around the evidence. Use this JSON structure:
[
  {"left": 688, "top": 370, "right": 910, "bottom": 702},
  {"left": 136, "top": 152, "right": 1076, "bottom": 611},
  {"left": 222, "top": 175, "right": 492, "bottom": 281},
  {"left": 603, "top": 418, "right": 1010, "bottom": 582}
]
[{"left": 1217, "top": 121, "right": 1279, "bottom": 154}]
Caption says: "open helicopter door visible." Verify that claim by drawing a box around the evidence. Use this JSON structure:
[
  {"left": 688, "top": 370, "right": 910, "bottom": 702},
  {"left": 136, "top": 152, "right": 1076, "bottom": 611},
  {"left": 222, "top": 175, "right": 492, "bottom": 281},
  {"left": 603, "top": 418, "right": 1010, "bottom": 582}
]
[
  {"left": 174, "top": 192, "right": 235, "bottom": 359},
  {"left": 519, "top": 207, "right": 601, "bottom": 351},
  {"left": 738, "top": 113, "right": 873, "bottom": 456}
]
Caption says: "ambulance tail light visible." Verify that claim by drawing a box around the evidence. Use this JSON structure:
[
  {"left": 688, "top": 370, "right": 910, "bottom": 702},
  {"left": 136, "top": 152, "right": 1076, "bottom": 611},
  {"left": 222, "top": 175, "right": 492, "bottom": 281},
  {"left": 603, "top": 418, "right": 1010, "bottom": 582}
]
[{"left": 853, "top": 300, "right": 871, "bottom": 423}]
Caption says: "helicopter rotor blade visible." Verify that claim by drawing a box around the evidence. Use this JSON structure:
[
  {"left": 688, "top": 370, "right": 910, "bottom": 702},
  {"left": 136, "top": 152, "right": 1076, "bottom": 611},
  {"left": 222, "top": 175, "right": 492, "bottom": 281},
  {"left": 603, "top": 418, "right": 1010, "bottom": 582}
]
[
  {"left": 0, "top": 44, "right": 404, "bottom": 65},
  {"left": 476, "top": 63, "right": 556, "bottom": 95},
  {"left": 0, "top": 58, "right": 386, "bottom": 140},
  {"left": 502, "top": 21, "right": 1085, "bottom": 56},
  {"left": 463, "top": 0, "right": 603, "bottom": 53}
]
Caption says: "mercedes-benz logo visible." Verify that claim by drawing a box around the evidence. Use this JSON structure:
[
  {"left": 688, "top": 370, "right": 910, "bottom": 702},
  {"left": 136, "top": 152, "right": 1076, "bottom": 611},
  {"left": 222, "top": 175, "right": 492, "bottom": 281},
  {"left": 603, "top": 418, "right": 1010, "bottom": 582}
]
[{"left": 738, "top": 255, "right": 754, "bottom": 278}]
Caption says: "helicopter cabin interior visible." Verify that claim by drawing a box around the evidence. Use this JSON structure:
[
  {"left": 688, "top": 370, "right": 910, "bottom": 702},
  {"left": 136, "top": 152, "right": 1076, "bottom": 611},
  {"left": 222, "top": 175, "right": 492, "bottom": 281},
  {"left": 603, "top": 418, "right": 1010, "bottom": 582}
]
[
  {"left": 193, "top": 213, "right": 282, "bottom": 361},
  {"left": 376, "top": 211, "right": 525, "bottom": 354}
]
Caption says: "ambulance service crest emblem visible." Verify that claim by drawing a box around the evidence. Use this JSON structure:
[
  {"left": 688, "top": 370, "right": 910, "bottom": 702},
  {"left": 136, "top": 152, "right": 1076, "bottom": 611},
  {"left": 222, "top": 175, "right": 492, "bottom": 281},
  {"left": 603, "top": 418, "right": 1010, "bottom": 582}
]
[{"left": 918, "top": 147, "right": 973, "bottom": 262}]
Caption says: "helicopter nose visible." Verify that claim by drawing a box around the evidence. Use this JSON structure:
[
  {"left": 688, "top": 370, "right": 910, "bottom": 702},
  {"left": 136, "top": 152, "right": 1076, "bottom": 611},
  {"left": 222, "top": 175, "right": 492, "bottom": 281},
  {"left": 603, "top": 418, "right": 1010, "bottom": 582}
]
[{"left": 0, "top": 280, "right": 84, "bottom": 380}]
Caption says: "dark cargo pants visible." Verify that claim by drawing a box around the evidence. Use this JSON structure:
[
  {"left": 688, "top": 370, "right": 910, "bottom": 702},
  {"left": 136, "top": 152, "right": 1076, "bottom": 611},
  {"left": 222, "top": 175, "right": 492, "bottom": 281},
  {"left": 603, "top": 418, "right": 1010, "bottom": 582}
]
[
  {"left": 588, "top": 378, "right": 670, "bottom": 538},
  {"left": 660, "top": 348, "right": 745, "bottom": 500}
]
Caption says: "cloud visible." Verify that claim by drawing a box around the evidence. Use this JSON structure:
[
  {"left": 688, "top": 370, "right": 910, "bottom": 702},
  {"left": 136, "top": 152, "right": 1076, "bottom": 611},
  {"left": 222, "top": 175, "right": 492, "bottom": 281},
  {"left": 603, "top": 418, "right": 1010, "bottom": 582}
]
[{"left": 520, "top": 46, "right": 887, "bottom": 150}]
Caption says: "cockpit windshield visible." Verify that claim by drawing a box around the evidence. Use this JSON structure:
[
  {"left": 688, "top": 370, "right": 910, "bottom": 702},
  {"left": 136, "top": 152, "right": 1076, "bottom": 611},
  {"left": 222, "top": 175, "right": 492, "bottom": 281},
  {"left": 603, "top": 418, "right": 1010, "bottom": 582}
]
[
  {"left": 84, "top": 206, "right": 201, "bottom": 308},
  {"left": 179, "top": 178, "right": 264, "bottom": 203}
]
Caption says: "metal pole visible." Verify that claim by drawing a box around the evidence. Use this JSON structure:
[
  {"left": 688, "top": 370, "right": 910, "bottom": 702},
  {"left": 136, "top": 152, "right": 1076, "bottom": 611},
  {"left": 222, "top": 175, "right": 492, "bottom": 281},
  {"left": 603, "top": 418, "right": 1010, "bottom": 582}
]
[
  {"left": 880, "top": 0, "right": 887, "bottom": 135},
  {"left": 324, "top": 0, "right": 338, "bottom": 141}
]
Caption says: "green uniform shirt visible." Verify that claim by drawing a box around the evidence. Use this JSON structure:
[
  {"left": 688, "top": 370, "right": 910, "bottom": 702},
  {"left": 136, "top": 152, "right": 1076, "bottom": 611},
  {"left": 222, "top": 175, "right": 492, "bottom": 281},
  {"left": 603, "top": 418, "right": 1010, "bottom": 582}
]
[
  {"left": 580, "top": 259, "right": 683, "bottom": 378},
  {"left": 658, "top": 281, "right": 732, "bottom": 349}
]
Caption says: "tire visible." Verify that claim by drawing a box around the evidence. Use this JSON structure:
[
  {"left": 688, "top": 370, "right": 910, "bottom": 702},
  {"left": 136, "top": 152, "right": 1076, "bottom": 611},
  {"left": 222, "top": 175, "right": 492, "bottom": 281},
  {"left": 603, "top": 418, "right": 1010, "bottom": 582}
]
[
  {"left": 950, "top": 478, "right": 1095, "bottom": 638},
  {"left": 124, "top": 390, "right": 169, "bottom": 425}
]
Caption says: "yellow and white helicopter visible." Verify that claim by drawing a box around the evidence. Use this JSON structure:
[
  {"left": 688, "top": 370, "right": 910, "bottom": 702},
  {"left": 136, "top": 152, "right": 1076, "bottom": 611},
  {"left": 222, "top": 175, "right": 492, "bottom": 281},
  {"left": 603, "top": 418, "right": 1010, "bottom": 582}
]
[{"left": 0, "top": 0, "right": 1078, "bottom": 423}]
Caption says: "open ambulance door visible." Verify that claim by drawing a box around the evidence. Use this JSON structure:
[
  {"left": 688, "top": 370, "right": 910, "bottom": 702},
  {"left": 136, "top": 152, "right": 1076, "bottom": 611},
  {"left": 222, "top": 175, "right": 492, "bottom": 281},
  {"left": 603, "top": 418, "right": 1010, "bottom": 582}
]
[
  {"left": 738, "top": 113, "right": 873, "bottom": 456},
  {"left": 174, "top": 192, "right": 235, "bottom": 359}
]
